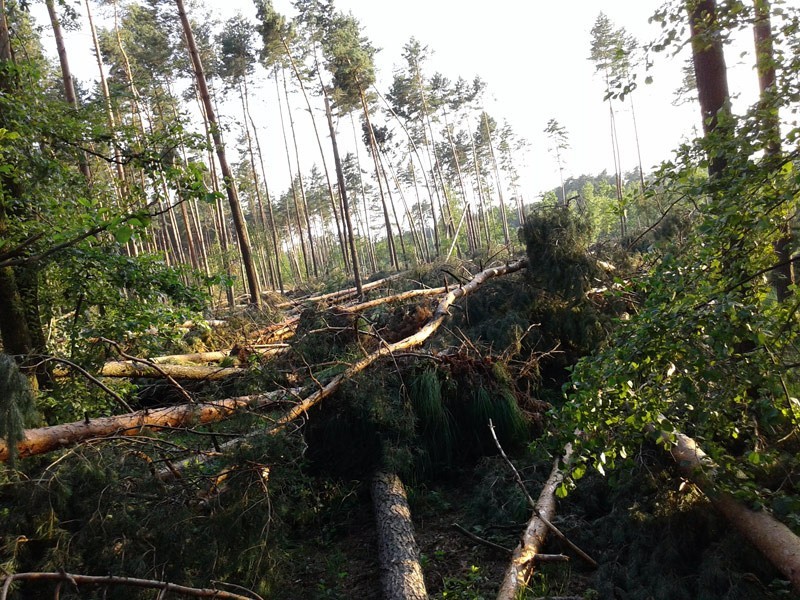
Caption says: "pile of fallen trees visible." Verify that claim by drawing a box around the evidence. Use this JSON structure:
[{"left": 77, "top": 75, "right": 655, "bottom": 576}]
[{"left": 3, "top": 259, "right": 800, "bottom": 599}]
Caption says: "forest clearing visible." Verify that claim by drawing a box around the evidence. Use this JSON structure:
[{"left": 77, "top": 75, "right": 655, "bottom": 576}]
[{"left": 1, "top": 0, "right": 800, "bottom": 598}]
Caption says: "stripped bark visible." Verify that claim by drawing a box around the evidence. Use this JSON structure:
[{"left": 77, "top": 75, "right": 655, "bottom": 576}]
[
  {"left": 496, "top": 446, "right": 572, "bottom": 600},
  {"left": 0, "top": 389, "right": 296, "bottom": 462},
  {"left": 163, "top": 260, "right": 528, "bottom": 478},
  {"left": 99, "top": 362, "right": 245, "bottom": 380},
  {"left": 656, "top": 427, "right": 800, "bottom": 591},
  {"left": 0, "top": 572, "right": 258, "bottom": 600},
  {"left": 372, "top": 471, "right": 428, "bottom": 600}
]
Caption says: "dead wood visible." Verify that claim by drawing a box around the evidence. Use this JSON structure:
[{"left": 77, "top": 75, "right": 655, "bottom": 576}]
[
  {"left": 496, "top": 445, "right": 573, "bottom": 600},
  {"left": 655, "top": 427, "right": 800, "bottom": 592},
  {"left": 0, "top": 572, "right": 260, "bottom": 600},
  {"left": 252, "top": 316, "right": 300, "bottom": 344},
  {"left": 149, "top": 344, "right": 289, "bottom": 365},
  {"left": 161, "top": 260, "right": 528, "bottom": 479},
  {"left": 273, "top": 271, "right": 407, "bottom": 309},
  {"left": 99, "top": 361, "right": 246, "bottom": 380},
  {"left": 372, "top": 471, "right": 428, "bottom": 600},
  {"left": 0, "top": 389, "right": 296, "bottom": 462},
  {"left": 336, "top": 285, "right": 455, "bottom": 313}
]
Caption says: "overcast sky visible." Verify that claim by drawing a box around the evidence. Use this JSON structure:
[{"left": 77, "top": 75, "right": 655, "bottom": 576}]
[{"left": 35, "top": 0, "right": 763, "bottom": 200}]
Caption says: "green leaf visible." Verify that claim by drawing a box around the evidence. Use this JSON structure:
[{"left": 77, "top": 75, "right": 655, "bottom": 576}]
[{"left": 113, "top": 225, "right": 134, "bottom": 244}]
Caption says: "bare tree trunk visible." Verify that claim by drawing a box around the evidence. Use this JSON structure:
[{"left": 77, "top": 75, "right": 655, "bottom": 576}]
[
  {"left": 325, "top": 95, "right": 363, "bottom": 295},
  {"left": 45, "top": 0, "right": 91, "bottom": 181},
  {"left": 286, "top": 40, "right": 350, "bottom": 272},
  {"left": 175, "top": 0, "right": 261, "bottom": 306},
  {"left": 483, "top": 112, "right": 511, "bottom": 248},
  {"left": 85, "top": 0, "right": 126, "bottom": 187},
  {"left": 283, "top": 70, "right": 319, "bottom": 279},
  {"left": 687, "top": 0, "right": 731, "bottom": 179},
  {"left": 753, "top": 0, "right": 792, "bottom": 300},
  {"left": 372, "top": 471, "right": 428, "bottom": 600},
  {"left": 360, "top": 88, "right": 399, "bottom": 270},
  {"left": 275, "top": 69, "right": 310, "bottom": 279},
  {"left": 350, "top": 114, "right": 379, "bottom": 272}
]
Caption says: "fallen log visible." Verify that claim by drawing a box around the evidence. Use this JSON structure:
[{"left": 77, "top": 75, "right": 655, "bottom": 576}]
[
  {"left": 0, "top": 389, "right": 297, "bottom": 462},
  {"left": 274, "top": 271, "right": 407, "bottom": 309},
  {"left": 0, "top": 572, "right": 258, "bottom": 600},
  {"left": 656, "top": 427, "right": 800, "bottom": 592},
  {"left": 162, "top": 260, "right": 528, "bottom": 478},
  {"left": 149, "top": 344, "right": 289, "bottom": 365},
  {"left": 372, "top": 471, "right": 428, "bottom": 600},
  {"left": 336, "top": 285, "right": 455, "bottom": 313},
  {"left": 99, "top": 361, "right": 245, "bottom": 380},
  {"left": 496, "top": 445, "right": 574, "bottom": 600}
]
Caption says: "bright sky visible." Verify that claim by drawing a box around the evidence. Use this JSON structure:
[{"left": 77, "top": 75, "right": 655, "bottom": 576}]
[{"left": 34, "top": 0, "right": 763, "bottom": 200}]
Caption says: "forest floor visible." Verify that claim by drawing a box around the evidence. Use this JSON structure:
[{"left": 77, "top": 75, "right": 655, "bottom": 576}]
[{"left": 278, "top": 451, "right": 796, "bottom": 600}]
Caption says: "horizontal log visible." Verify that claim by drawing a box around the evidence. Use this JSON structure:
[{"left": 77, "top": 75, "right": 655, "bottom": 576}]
[
  {"left": 273, "top": 271, "right": 407, "bottom": 309},
  {"left": 99, "top": 362, "right": 245, "bottom": 380},
  {"left": 0, "top": 388, "right": 297, "bottom": 462},
  {"left": 149, "top": 344, "right": 289, "bottom": 365}
]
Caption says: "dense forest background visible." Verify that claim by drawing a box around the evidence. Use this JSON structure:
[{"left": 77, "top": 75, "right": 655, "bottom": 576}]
[{"left": 1, "top": 0, "right": 800, "bottom": 598}]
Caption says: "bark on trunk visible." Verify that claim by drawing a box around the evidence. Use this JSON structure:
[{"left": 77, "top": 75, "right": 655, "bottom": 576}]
[
  {"left": 687, "top": 0, "right": 731, "bottom": 178},
  {"left": 656, "top": 427, "right": 800, "bottom": 591},
  {"left": 175, "top": 0, "right": 261, "bottom": 306},
  {"left": 372, "top": 471, "right": 428, "bottom": 600},
  {"left": 99, "top": 361, "right": 245, "bottom": 380},
  {"left": 496, "top": 448, "right": 570, "bottom": 600},
  {"left": 325, "top": 94, "right": 363, "bottom": 295},
  {"left": 0, "top": 388, "right": 295, "bottom": 462}
]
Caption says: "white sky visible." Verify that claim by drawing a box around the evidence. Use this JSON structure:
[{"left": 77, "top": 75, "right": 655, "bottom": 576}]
[{"left": 33, "top": 0, "right": 765, "bottom": 200}]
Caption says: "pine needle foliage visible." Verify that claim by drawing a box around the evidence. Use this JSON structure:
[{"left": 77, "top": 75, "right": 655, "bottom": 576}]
[
  {"left": 410, "top": 368, "right": 457, "bottom": 467},
  {"left": 0, "top": 354, "right": 37, "bottom": 466},
  {"left": 522, "top": 205, "right": 601, "bottom": 299}
]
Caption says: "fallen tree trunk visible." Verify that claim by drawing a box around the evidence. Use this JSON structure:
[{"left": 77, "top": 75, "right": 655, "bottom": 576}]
[
  {"left": 337, "top": 285, "right": 455, "bottom": 313},
  {"left": 0, "top": 389, "right": 297, "bottom": 462},
  {"left": 253, "top": 316, "right": 300, "bottom": 344},
  {"left": 0, "top": 572, "right": 256, "bottom": 600},
  {"left": 273, "top": 271, "right": 406, "bottom": 309},
  {"left": 149, "top": 344, "right": 289, "bottom": 365},
  {"left": 99, "top": 362, "right": 245, "bottom": 380},
  {"left": 657, "top": 428, "right": 800, "bottom": 592},
  {"left": 163, "top": 260, "right": 528, "bottom": 479},
  {"left": 372, "top": 471, "right": 428, "bottom": 600},
  {"left": 496, "top": 446, "right": 571, "bottom": 600}
]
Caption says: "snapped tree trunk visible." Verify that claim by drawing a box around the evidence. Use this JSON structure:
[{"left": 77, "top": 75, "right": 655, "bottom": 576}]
[
  {"left": 372, "top": 471, "right": 428, "bottom": 600},
  {"left": 496, "top": 448, "right": 571, "bottom": 600},
  {"left": 655, "top": 426, "right": 800, "bottom": 591},
  {"left": 0, "top": 388, "right": 295, "bottom": 462}
]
